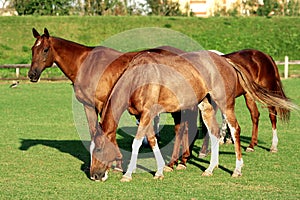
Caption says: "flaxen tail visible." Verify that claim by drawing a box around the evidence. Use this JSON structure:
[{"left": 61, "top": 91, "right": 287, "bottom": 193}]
[
  {"left": 226, "top": 58, "right": 299, "bottom": 121},
  {"left": 266, "top": 54, "right": 291, "bottom": 122}
]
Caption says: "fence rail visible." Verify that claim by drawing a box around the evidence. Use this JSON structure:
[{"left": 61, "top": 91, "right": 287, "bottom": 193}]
[
  {"left": 0, "top": 64, "right": 64, "bottom": 80},
  {"left": 0, "top": 58, "right": 299, "bottom": 80}
]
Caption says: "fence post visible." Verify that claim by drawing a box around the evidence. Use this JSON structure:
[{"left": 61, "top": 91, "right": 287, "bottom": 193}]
[
  {"left": 284, "top": 56, "right": 289, "bottom": 79},
  {"left": 16, "top": 67, "right": 20, "bottom": 78}
]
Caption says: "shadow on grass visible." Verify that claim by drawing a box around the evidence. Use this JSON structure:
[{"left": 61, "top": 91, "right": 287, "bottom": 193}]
[
  {"left": 199, "top": 126, "right": 270, "bottom": 152},
  {"left": 239, "top": 135, "right": 270, "bottom": 152},
  {"left": 19, "top": 138, "right": 91, "bottom": 178},
  {"left": 19, "top": 124, "right": 259, "bottom": 178}
]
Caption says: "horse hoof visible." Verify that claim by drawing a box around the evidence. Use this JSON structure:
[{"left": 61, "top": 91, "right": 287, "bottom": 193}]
[
  {"left": 120, "top": 175, "right": 132, "bottom": 182},
  {"left": 198, "top": 152, "right": 207, "bottom": 158},
  {"left": 226, "top": 138, "right": 233, "bottom": 144},
  {"left": 113, "top": 167, "right": 123, "bottom": 173},
  {"left": 232, "top": 171, "right": 242, "bottom": 178},
  {"left": 176, "top": 164, "right": 187, "bottom": 170},
  {"left": 198, "top": 150, "right": 210, "bottom": 158},
  {"left": 201, "top": 171, "right": 213, "bottom": 177},
  {"left": 270, "top": 147, "right": 278, "bottom": 153},
  {"left": 153, "top": 175, "right": 164, "bottom": 180},
  {"left": 163, "top": 166, "right": 173, "bottom": 172},
  {"left": 246, "top": 147, "right": 254, "bottom": 152}
]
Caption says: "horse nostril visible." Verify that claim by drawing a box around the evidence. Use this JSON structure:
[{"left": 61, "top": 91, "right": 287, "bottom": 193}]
[
  {"left": 28, "top": 71, "right": 35, "bottom": 78},
  {"left": 91, "top": 173, "right": 99, "bottom": 181},
  {"left": 94, "top": 174, "right": 99, "bottom": 180}
]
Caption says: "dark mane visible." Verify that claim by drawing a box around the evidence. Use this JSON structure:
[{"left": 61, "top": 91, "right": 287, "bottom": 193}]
[{"left": 51, "top": 36, "right": 95, "bottom": 50}]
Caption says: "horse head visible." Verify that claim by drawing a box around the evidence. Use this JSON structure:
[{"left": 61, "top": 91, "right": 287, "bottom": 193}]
[
  {"left": 90, "top": 128, "right": 118, "bottom": 182},
  {"left": 28, "top": 28, "right": 54, "bottom": 82}
]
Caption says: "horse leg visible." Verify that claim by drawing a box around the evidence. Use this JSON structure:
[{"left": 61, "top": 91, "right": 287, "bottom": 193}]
[
  {"left": 198, "top": 132, "right": 210, "bottom": 158},
  {"left": 199, "top": 100, "right": 221, "bottom": 158},
  {"left": 166, "top": 108, "right": 198, "bottom": 171},
  {"left": 185, "top": 107, "right": 199, "bottom": 163},
  {"left": 268, "top": 106, "right": 278, "bottom": 153},
  {"left": 198, "top": 107, "right": 210, "bottom": 158},
  {"left": 223, "top": 110, "right": 243, "bottom": 177},
  {"left": 198, "top": 98, "right": 219, "bottom": 176},
  {"left": 121, "top": 113, "right": 165, "bottom": 182},
  {"left": 145, "top": 121, "right": 165, "bottom": 179},
  {"left": 121, "top": 137, "right": 143, "bottom": 182},
  {"left": 141, "top": 115, "right": 160, "bottom": 146},
  {"left": 154, "top": 115, "right": 160, "bottom": 139},
  {"left": 177, "top": 121, "right": 189, "bottom": 170},
  {"left": 151, "top": 136, "right": 165, "bottom": 179},
  {"left": 164, "top": 112, "right": 183, "bottom": 172},
  {"left": 165, "top": 125, "right": 183, "bottom": 171},
  {"left": 244, "top": 93, "right": 260, "bottom": 152},
  {"left": 220, "top": 115, "right": 227, "bottom": 144},
  {"left": 177, "top": 108, "right": 198, "bottom": 170}
]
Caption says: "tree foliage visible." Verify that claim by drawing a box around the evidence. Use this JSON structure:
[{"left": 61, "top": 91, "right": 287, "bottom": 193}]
[
  {"left": 257, "top": 0, "right": 300, "bottom": 16},
  {"left": 83, "top": 0, "right": 127, "bottom": 16},
  {"left": 13, "top": 0, "right": 72, "bottom": 15},
  {"left": 146, "top": 0, "right": 183, "bottom": 16},
  {"left": 9, "top": 0, "right": 300, "bottom": 16}
]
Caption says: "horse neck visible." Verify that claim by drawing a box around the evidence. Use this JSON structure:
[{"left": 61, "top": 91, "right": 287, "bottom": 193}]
[
  {"left": 50, "top": 37, "right": 93, "bottom": 83},
  {"left": 100, "top": 101, "right": 121, "bottom": 137},
  {"left": 100, "top": 94, "right": 129, "bottom": 136}
]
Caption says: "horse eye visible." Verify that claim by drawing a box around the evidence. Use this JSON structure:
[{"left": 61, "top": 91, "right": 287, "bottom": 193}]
[
  {"left": 44, "top": 48, "right": 49, "bottom": 53},
  {"left": 95, "top": 148, "right": 102, "bottom": 153}
]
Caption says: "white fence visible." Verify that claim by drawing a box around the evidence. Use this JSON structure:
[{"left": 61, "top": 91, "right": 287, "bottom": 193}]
[
  {"left": 0, "top": 58, "right": 299, "bottom": 80},
  {"left": 275, "top": 57, "right": 300, "bottom": 79}
]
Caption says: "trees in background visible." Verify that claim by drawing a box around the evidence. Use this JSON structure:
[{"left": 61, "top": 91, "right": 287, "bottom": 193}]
[
  {"left": 12, "top": 0, "right": 72, "bottom": 15},
  {"left": 6, "top": 0, "right": 300, "bottom": 16},
  {"left": 256, "top": 0, "right": 300, "bottom": 16},
  {"left": 9, "top": 0, "right": 139, "bottom": 16},
  {"left": 145, "top": 0, "right": 182, "bottom": 16}
]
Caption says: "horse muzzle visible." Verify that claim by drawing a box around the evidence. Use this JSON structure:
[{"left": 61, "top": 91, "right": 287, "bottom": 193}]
[
  {"left": 28, "top": 70, "right": 41, "bottom": 82},
  {"left": 90, "top": 170, "right": 108, "bottom": 182}
]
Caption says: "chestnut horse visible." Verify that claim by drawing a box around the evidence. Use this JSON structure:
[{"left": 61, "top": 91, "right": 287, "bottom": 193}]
[
  {"left": 198, "top": 49, "right": 291, "bottom": 158},
  {"left": 28, "top": 28, "right": 197, "bottom": 174},
  {"left": 162, "top": 49, "right": 293, "bottom": 169},
  {"left": 90, "top": 50, "right": 296, "bottom": 182}
]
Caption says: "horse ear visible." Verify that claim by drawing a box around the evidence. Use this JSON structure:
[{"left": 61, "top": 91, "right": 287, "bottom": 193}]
[
  {"left": 32, "top": 28, "right": 40, "bottom": 38},
  {"left": 44, "top": 28, "right": 50, "bottom": 38}
]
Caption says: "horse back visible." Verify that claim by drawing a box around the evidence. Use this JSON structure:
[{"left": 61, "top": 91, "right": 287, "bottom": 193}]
[
  {"left": 224, "top": 49, "right": 281, "bottom": 92},
  {"left": 106, "top": 50, "right": 239, "bottom": 116}
]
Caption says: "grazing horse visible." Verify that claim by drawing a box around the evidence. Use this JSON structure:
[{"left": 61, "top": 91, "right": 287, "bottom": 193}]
[
  {"left": 90, "top": 50, "right": 296, "bottom": 182},
  {"left": 28, "top": 28, "right": 197, "bottom": 175},
  {"left": 199, "top": 49, "right": 292, "bottom": 158}
]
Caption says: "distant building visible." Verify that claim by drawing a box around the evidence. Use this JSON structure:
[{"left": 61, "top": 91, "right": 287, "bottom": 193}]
[
  {"left": 176, "top": 0, "right": 261, "bottom": 17},
  {"left": 0, "top": 0, "right": 18, "bottom": 16},
  {"left": 0, "top": 9, "right": 18, "bottom": 16}
]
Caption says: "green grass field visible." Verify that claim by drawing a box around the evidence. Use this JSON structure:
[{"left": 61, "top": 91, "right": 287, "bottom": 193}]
[
  {"left": 0, "top": 79, "right": 299, "bottom": 199},
  {"left": 1, "top": 16, "right": 300, "bottom": 79},
  {"left": 0, "top": 15, "right": 299, "bottom": 199},
  {"left": 1, "top": 16, "right": 300, "bottom": 64}
]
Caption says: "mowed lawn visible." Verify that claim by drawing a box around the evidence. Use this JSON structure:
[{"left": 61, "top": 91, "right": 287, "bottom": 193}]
[{"left": 0, "top": 78, "right": 299, "bottom": 199}]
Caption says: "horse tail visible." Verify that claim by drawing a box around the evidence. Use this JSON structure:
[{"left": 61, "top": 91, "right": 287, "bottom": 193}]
[
  {"left": 226, "top": 58, "right": 299, "bottom": 120},
  {"left": 266, "top": 54, "right": 291, "bottom": 122}
]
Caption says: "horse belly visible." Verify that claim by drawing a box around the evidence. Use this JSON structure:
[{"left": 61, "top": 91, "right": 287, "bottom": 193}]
[
  {"left": 157, "top": 85, "right": 200, "bottom": 113},
  {"left": 128, "top": 84, "right": 200, "bottom": 115}
]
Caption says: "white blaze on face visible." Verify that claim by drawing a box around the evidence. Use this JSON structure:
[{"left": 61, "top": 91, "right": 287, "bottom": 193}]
[
  {"left": 35, "top": 40, "right": 42, "bottom": 47},
  {"left": 90, "top": 140, "right": 95, "bottom": 165}
]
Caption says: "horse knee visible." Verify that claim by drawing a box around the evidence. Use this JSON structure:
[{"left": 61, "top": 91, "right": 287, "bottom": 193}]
[{"left": 251, "top": 111, "right": 260, "bottom": 124}]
